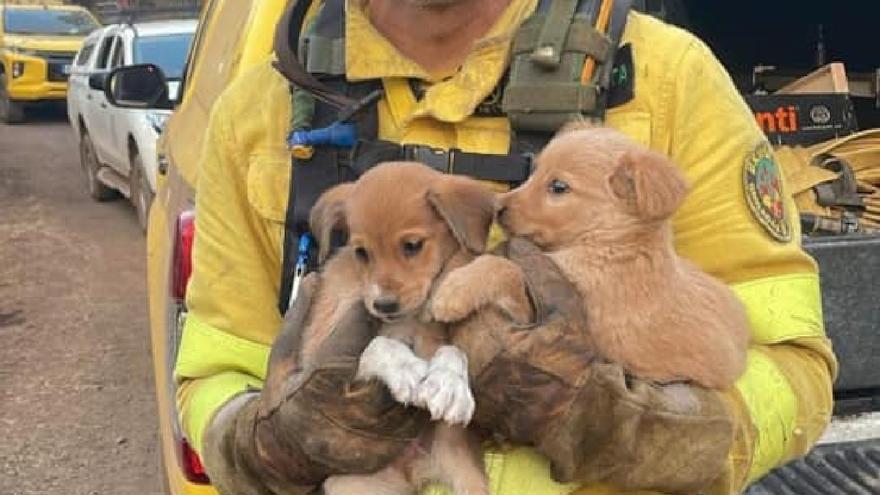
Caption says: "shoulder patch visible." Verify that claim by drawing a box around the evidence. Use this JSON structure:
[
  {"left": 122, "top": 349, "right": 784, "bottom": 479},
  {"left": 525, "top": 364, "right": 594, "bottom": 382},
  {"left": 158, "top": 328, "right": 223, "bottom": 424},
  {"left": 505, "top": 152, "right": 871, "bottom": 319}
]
[{"left": 744, "top": 142, "right": 792, "bottom": 242}]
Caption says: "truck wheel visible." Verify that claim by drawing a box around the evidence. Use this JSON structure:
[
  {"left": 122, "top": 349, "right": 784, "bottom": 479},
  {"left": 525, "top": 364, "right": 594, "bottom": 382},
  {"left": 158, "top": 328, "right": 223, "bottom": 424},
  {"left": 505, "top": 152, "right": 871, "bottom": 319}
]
[
  {"left": 130, "top": 151, "right": 153, "bottom": 233},
  {"left": 79, "top": 131, "right": 117, "bottom": 202},
  {"left": 0, "top": 74, "right": 25, "bottom": 124}
]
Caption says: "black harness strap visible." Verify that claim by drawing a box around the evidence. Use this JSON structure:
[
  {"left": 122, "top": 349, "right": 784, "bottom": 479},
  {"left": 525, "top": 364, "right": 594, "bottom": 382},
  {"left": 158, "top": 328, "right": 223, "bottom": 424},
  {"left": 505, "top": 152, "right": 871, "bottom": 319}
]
[
  {"left": 350, "top": 141, "right": 533, "bottom": 184},
  {"left": 594, "top": 0, "right": 634, "bottom": 121},
  {"left": 277, "top": 0, "right": 382, "bottom": 314}
]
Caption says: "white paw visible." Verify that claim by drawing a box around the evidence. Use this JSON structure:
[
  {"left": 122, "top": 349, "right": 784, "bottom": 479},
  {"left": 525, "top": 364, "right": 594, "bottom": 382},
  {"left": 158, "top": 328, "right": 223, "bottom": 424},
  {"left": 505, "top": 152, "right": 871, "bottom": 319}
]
[
  {"left": 384, "top": 358, "right": 430, "bottom": 406},
  {"left": 416, "top": 346, "right": 475, "bottom": 425},
  {"left": 357, "top": 336, "right": 429, "bottom": 406}
]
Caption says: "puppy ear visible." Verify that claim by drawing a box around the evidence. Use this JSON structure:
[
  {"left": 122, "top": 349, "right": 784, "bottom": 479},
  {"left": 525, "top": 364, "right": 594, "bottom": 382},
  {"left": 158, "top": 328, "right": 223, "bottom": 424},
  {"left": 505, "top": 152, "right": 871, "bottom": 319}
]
[
  {"left": 608, "top": 149, "right": 689, "bottom": 221},
  {"left": 309, "top": 183, "right": 354, "bottom": 262},
  {"left": 427, "top": 176, "right": 496, "bottom": 255}
]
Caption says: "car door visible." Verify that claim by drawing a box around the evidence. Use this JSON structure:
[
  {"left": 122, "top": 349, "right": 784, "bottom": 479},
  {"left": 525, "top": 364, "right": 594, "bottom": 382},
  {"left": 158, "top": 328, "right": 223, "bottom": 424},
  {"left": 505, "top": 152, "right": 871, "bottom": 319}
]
[
  {"left": 86, "top": 29, "right": 120, "bottom": 166},
  {"left": 102, "top": 32, "right": 131, "bottom": 176},
  {"left": 67, "top": 33, "right": 99, "bottom": 132}
]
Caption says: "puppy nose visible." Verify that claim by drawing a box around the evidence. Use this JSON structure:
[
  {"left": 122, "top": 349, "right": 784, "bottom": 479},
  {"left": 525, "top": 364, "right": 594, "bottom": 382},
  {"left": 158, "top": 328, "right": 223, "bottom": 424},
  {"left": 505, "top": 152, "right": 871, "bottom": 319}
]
[{"left": 372, "top": 296, "right": 400, "bottom": 315}]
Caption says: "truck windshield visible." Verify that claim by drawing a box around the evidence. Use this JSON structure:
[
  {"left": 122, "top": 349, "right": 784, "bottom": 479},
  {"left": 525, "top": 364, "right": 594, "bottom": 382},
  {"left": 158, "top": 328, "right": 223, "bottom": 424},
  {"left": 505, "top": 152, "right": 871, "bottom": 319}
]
[
  {"left": 134, "top": 33, "right": 193, "bottom": 80},
  {"left": 3, "top": 10, "right": 99, "bottom": 36}
]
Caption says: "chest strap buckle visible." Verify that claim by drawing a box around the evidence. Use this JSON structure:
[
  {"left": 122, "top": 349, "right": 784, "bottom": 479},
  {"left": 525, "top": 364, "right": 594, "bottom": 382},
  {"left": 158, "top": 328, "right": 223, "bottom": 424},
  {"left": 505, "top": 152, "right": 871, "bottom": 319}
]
[{"left": 402, "top": 144, "right": 459, "bottom": 174}]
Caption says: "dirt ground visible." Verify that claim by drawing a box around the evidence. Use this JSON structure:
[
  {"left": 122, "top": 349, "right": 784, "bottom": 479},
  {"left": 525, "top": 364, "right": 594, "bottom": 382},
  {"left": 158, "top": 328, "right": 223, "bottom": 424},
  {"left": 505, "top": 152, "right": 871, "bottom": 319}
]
[{"left": 0, "top": 107, "right": 162, "bottom": 495}]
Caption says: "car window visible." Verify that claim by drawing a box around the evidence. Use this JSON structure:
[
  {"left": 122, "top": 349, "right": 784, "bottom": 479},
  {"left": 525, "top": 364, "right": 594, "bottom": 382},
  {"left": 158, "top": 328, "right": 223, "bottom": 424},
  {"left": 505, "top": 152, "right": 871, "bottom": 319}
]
[
  {"left": 95, "top": 33, "right": 116, "bottom": 71},
  {"left": 109, "top": 36, "right": 125, "bottom": 69},
  {"left": 134, "top": 32, "right": 194, "bottom": 80},
  {"left": 76, "top": 40, "right": 97, "bottom": 67},
  {"left": 3, "top": 9, "right": 99, "bottom": 36}
]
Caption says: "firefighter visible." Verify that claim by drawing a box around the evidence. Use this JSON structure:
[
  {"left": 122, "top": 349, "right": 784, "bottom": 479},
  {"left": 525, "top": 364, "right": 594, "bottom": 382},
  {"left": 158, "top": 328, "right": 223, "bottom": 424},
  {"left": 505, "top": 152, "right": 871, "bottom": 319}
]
[{"left": 174, "top": 1, "right": 836, "bottom": 494}]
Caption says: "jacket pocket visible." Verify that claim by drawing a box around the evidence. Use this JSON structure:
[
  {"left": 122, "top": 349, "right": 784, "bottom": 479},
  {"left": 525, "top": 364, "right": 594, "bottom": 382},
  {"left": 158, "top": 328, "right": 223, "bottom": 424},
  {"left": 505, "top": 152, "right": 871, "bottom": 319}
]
[{"left": 247, "top": 152, "right": 291, "bottom": 223}]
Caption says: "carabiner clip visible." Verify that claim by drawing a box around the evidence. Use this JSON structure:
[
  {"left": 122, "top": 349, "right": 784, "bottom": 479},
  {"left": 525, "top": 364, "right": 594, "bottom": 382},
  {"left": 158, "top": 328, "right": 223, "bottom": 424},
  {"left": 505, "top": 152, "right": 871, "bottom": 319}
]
[{"left": 288, "top": 233, "right": 313, "bottom": 307}]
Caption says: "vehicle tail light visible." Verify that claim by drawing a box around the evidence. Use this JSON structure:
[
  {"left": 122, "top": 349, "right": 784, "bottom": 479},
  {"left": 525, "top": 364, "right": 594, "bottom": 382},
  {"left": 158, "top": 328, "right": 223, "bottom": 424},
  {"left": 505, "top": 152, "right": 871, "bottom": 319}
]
[
  {"left": 171, "top": 210, "right": 195, "bottom": 301},
  {"left": 179, "top": 438, "right": 210, "bottom": 484},
  {"left": 168, "top": 209, "right": 209, "bottom": 484}
]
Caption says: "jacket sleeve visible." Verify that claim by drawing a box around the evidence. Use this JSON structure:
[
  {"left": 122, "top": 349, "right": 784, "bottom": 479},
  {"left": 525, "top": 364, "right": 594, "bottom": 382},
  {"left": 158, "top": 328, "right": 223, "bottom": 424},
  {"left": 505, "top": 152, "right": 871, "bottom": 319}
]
[
  {"left": 173, "top": 71, "right": 291, "bottom": 456},
  {"left": 659, "top": 33, "right": 838, "bottom": 493}
]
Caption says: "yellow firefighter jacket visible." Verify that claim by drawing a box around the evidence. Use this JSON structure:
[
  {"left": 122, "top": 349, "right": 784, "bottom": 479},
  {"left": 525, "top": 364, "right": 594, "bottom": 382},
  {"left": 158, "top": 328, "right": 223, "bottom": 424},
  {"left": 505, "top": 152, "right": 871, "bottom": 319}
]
[{"left": 175, "top": 2, "right": 837, "bottom": 494}]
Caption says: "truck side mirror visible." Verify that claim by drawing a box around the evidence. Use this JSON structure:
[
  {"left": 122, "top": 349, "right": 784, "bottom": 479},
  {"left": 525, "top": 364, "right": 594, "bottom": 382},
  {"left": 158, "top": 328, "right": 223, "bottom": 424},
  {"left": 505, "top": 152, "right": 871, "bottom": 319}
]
[
  {"left": 105, "top": 64, "right": 173, "bottom": 110},
  {"left": 88, "top": 72, "right": 108, "bottom": 91}
]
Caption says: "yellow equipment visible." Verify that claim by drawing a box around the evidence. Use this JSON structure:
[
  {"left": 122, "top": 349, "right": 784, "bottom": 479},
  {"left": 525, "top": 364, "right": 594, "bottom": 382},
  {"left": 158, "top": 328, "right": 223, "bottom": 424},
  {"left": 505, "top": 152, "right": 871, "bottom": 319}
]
[{"left": 777, "top": 130, "right": 880, "bottom": 233}]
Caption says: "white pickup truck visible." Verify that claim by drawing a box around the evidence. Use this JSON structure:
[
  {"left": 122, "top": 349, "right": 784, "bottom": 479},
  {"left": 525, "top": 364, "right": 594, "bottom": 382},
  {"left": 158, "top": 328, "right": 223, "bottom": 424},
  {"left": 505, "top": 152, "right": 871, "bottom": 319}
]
[{"left": 67, "top": 19, "right": 195, "bottom": 231}]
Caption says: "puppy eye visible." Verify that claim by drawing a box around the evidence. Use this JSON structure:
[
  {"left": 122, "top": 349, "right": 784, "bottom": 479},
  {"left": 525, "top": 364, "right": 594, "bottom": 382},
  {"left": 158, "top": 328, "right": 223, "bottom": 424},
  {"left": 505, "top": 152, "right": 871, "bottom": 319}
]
[
  {"left": 548, "top": 179, "right": 570, "bottom": 194},
  {"left": 402, "top": 239, "right": 424, "bottom": 258},
  {"left": 354, "top": 246, "right": 369, "bottom": 263}
]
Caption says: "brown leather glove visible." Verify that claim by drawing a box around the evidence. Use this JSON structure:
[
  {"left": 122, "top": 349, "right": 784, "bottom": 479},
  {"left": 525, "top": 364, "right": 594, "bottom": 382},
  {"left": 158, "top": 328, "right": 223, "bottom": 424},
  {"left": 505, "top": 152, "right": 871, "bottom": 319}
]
[
  {"left": 546, "top": 364, "right": 734, "bottom": 494},
  {"left": 201, "top": 274, "right": 429, "bottom": 495},
  {"left": 454, "top": 238, "right": 734, "bottom": 495}
]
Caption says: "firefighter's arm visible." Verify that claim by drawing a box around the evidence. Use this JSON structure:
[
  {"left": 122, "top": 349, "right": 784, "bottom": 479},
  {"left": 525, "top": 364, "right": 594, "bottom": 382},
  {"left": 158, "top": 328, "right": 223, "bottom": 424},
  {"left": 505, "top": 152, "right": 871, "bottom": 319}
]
[
  {"left": 172, "top": 83, "right": 306, "bottom": 494},
  {"left": 174, "top": 86, "right": 280, "bottom": 458},
  {"left": 174, "top": 9, "right": 326, "bottom": 459},
  {"left": 663, "top": 36, "right": 837, "bottom": 494},
  {"left": 174, "top": 66, "right": 427, "bottom": 494},
  {"left": 535, "top": 27, "right": 837, "bottom": 494}
]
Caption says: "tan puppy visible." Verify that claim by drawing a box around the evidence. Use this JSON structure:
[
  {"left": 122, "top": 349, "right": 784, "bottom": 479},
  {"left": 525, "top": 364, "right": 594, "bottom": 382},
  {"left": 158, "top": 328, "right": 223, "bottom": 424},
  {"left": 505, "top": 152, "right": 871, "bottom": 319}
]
[
  {"left": 304, "top": 162, "right": 494, "bottom": 495},
  {"left": 433, "top": 125, "right": 749, "bottom": 389}
]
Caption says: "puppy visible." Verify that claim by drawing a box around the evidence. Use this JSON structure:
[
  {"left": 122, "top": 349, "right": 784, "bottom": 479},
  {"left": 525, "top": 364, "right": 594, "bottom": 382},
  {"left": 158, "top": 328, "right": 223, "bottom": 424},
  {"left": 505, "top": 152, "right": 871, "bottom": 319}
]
[
  {"left": 305, "top": 162, "right": 495, "bottom": 495},
  {"left": 432, "top": 125, "right": 749, "bottom": 389}
]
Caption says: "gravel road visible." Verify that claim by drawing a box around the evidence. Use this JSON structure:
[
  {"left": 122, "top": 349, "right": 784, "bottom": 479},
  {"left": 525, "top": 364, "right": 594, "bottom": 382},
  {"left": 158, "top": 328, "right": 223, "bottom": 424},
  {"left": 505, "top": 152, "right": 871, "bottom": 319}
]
[{"left": 0, "top": 107, "right": 162, "bottom": 495}]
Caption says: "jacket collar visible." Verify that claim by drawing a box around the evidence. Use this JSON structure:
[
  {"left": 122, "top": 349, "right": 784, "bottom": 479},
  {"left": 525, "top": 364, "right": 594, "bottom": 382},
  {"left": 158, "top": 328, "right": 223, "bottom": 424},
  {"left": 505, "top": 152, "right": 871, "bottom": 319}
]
[{"left": 345, "top": 0, "right": 538, "bottom": 123}]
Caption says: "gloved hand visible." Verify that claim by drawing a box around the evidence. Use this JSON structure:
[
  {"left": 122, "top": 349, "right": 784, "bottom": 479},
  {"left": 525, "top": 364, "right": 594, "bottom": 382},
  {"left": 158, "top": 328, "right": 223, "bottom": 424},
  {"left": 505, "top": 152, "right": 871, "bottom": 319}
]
[
  {"left": 454, "top": 238, "right": 735, "bottom": 495},
  {"left": 201, "top": 273, "right": 429, "bottom": 495},
  {"left": 548, "top": 364, "right": 735, "bottom": 494}
]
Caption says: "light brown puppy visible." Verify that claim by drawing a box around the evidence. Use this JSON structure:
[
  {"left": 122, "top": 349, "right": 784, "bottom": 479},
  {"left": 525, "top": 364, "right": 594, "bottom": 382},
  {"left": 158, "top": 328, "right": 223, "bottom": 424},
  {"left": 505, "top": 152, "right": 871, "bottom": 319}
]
[
  {"left": 433, "top": 125, "right": 749, "bottom": 389},
  {"left": 305, "top": 162, "right": 494, "bottom": 495}
]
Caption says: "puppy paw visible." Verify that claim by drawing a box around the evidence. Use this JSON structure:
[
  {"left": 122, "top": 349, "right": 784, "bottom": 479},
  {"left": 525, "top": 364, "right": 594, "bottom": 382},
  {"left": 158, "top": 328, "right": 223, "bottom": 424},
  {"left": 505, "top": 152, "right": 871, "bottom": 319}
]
[
  {"left": 416, "top": 346, "right": 475, "bottom": 425},
  {"left": 357, "top": 336, "right": 429, "bottom": 406},
  {"left": 385, "top": 359, "right": 430, "bottom": 406},
  {"left": 430, "top": 271, "right": 480, "bottom": 323}
]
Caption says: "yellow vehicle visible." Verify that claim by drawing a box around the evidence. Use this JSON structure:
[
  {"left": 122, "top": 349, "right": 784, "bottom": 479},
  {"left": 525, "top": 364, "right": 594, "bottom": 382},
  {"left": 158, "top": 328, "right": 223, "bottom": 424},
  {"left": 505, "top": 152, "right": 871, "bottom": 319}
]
[
  {"left": 109, "top": 0, "right": 286, "bottom": 492},
  {"left": 0, "top": 0, "right": 100, "bottom": 123}
]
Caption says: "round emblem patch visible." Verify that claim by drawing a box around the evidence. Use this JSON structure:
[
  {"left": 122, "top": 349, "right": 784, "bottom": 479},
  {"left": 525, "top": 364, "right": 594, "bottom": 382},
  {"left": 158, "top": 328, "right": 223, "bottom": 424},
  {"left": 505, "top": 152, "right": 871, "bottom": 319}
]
[{"left": 744, "top": 142, "right": 791, "bottom": 242}]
